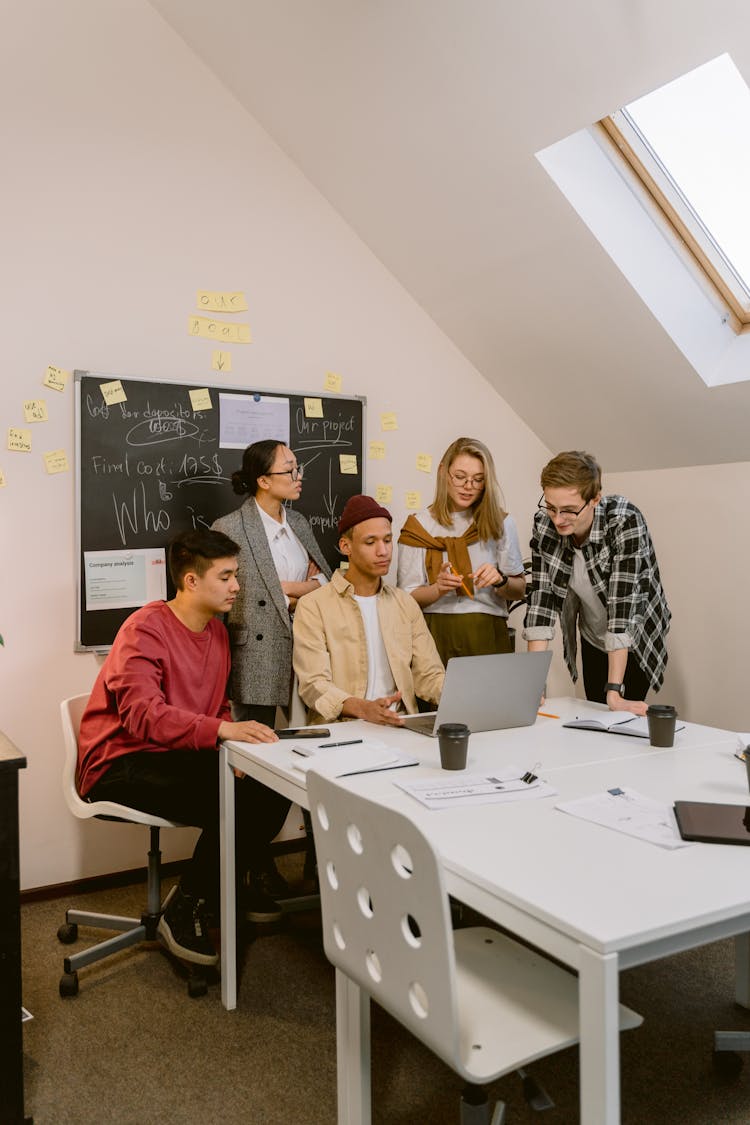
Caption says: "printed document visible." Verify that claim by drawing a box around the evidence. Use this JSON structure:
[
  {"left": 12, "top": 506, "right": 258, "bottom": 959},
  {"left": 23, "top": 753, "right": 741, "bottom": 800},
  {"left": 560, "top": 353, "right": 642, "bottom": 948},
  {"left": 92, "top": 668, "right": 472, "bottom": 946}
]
[
  {"left": 395, "top": 766, "right": 556, "bottom": 810},
  {"left": 556, "top": 787, "right": 692, "bottom": 849}
]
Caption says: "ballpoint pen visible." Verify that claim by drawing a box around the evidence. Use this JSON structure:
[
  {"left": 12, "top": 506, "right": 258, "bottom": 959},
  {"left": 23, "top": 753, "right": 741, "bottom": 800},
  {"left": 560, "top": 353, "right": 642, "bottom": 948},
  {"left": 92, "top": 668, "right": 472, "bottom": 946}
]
[{"left": 317, "top": 739, "right": 364, "bottom": 749}]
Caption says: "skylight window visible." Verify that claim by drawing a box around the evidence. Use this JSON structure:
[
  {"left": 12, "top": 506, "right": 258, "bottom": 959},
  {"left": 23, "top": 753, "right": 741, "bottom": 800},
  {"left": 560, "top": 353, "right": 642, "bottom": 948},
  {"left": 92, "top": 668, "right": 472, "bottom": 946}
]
[{"left": 602, "top": 53, "right": 750, "bottom": 328}]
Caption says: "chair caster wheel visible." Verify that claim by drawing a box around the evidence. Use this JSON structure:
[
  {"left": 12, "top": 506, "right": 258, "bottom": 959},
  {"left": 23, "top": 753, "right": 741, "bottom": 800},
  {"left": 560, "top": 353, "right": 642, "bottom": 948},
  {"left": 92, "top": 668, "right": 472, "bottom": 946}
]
[
  {"left": 188, "top": 974, "right": 208, "bottom": 998},
  {"left": 59, "top": 970, "right": 79, "bottom": 997},
  {"left": 713, "top": 1049, "right": 743, "bottom": 1080},
  {"left": 57, "top": 922, "right": 78, "bottom": 944}
]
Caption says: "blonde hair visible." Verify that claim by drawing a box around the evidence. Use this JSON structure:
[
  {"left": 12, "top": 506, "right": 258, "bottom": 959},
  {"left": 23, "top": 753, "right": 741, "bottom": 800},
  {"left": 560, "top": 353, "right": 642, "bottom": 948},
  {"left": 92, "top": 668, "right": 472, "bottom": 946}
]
[
  {"left": 540, "top": 451, "right": 602, "bottom": 502},
  {"left": 429, "top": 437, "right": 506, "bottom": 541}
]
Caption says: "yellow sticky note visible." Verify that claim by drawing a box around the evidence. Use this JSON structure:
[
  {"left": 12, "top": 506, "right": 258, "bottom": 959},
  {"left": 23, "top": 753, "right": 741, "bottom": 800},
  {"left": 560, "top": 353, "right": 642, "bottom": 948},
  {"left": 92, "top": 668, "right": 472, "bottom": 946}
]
[
  {"left": 0, "top": 468, "right": 6, "bottom": 487},
  {"left": 380, "top": 412, "right": 398, "bottom": 431},
  {"left": 8, "top": 428, "right": 32, "bottom": 452},
  {"left": 375, "top": 484, "right": 393, "bottom": 504},
  {"left": 188, "top": 315, "right": 252, "bottom": 344},
  {"left": 189, "top": 388, "right": 212, "bottom": 412},
  {"left": 197, "top": 290, "right": 248, "bottom": 313},
  {"left": 405, "top": 490, "right": 421, "bottom": 510},
  {"left": 100, "top": 380, "right": 127, "bottom": 406},
  {"left": 212, "top": 350, "right": 232, "bottom": 373},
  {"left": 324, "top": 371, "right": 343, "bottom": 393},
  {"left": 23, "top": 399, "right": 48, "bottom": 423},
  {"left": 43, "top": 449, "right": 70, "bottom": 474},
  {"left": 43, "top": 365, "right": 70, "bottom": 392},
  {"left": 304, "top": 398, "right": 324, "bottom": 418},
  {"left": 416, "top": 453, "right": 433, "bottom": 473},
  {"left": 339, "top": 454, "right": 358, "bottom": 475},
  {"left": 368, "top": 441, "right": 386, "bottom": 460}
]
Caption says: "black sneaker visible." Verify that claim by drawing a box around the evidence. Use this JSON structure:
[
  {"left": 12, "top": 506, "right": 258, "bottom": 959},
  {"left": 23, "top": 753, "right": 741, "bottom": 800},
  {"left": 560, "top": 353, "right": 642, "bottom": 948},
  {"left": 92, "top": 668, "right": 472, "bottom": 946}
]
[
  {"left": 245, "top": 873, "right": 283, "bottom": 923},
  {"left": 158, "top": 884, "right": 219, "bottom": 966}
]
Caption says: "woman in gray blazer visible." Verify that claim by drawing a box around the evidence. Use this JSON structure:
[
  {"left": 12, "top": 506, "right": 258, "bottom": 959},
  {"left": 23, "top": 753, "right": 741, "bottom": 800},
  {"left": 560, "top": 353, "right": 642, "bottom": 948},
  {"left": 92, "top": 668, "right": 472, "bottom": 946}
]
[{"left": 212, "top": 439, "right": 331, "bottom": 728}]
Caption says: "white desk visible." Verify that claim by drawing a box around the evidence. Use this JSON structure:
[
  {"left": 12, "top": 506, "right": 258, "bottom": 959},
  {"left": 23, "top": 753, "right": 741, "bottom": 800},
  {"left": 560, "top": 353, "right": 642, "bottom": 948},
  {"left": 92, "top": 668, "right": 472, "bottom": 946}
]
[{"left": 219, "top": 699, "right": 746, "bottom": 1124}]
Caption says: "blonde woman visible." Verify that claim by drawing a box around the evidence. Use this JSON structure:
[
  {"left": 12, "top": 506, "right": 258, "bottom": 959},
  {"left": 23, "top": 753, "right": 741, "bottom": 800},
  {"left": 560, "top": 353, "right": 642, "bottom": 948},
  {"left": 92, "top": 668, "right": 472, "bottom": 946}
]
[{"left": 397, "top": 437, "right": 526, "bottom": 665}]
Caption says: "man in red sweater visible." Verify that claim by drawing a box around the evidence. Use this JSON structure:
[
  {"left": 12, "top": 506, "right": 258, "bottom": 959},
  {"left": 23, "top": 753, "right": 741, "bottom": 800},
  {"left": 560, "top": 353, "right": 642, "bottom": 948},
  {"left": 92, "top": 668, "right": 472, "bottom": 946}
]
[{"left": 78, "top": 528, "right": 291, "bottom": 966}]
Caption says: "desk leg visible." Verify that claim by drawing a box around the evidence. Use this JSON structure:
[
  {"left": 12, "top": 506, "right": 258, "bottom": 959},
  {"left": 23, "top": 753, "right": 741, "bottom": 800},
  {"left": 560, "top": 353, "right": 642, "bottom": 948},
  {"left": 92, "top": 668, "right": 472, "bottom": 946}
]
[
  {"left": 578, "top": 946, "right": 620, "bottom": 1125},
  {"left": 734, "top": 933, "right": 750, "bottom": 1008},
  {"left": 335, "top": 969, "right": 371, "bottom": 1125},
  {"left": 219, "top": 746, "right": 237, "bottom": 1011}
]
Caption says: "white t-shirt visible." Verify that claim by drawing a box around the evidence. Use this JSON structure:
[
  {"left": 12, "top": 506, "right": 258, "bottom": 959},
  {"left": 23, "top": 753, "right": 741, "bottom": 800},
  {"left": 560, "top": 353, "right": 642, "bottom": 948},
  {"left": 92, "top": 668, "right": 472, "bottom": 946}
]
[
  {"left": 353, "top": 594, "right": 397, "bottom": 700},
  {"left": 396, "top": 508, "right": 523, "bottom": 617}
]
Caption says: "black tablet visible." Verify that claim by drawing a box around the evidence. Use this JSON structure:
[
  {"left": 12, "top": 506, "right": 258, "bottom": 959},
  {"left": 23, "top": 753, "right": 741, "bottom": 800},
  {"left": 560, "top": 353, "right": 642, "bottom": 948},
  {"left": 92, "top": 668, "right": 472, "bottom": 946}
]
[{"left": 674, "top": 800, "right": 750, "bottom": 846}]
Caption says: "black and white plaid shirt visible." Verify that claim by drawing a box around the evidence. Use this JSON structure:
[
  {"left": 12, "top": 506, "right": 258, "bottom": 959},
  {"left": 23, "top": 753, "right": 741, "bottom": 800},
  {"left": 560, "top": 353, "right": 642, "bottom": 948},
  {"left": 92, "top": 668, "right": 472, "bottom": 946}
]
[{"left": 523, "top": 495, "right": 671, "bottom": 691}]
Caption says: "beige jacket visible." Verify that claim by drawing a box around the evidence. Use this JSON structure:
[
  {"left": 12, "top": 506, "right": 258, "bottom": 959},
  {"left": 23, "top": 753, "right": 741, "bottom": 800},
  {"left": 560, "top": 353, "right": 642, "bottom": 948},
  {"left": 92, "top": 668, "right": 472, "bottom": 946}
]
[{"left": 293, "top": 569, "right": 445, "bottom": 723}]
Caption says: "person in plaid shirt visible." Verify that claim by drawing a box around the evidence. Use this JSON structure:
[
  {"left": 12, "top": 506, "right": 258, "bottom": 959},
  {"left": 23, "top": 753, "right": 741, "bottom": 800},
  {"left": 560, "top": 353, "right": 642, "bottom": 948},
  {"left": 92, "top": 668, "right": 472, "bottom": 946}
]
[{"left": 523, "top": 451, "right": 670, "bottom": 715}]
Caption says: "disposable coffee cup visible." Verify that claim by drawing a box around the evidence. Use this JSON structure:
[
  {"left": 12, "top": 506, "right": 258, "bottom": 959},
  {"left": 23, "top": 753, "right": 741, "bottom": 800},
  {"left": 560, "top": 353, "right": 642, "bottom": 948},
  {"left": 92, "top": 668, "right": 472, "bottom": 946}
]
[
  {"left": 646, "top": 704, "right": 677, "bottom": 748},
  {"left": 437, "top": 723, "right": 470, "bottom": 770}
]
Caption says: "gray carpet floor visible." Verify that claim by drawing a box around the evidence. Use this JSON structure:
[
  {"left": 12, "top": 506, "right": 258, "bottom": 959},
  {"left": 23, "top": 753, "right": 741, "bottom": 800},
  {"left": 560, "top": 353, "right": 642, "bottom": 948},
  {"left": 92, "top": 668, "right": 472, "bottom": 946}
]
[{"left": 19, "top": 855, "right": 750, "bottom": 1123}]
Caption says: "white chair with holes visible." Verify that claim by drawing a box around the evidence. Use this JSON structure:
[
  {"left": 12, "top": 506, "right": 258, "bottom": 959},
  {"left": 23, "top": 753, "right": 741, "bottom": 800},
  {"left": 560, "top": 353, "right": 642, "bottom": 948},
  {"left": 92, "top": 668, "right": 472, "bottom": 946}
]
[
  {"left": 306, "top": 769, "right": 642, "bottom": 1124},
  {"left": 58, "top": 694, "right": 208, "bottom": 998}
]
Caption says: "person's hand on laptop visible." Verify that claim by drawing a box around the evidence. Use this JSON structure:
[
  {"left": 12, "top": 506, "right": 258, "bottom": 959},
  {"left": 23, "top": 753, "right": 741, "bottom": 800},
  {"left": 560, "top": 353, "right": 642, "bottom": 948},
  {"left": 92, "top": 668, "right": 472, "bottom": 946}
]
[{"left": 342, "top": 692, "right": 405, "bottom": 726}]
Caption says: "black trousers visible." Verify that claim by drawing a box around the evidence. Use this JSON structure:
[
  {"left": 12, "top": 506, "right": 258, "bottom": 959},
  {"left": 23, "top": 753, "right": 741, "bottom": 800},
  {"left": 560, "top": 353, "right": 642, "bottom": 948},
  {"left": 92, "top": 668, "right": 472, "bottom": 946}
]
[
  {"left": 89, "top": 749, "right": 291, "bottom": 911},
  {"left": 580, "top": 635, "right": 651, "bottom": 705}
]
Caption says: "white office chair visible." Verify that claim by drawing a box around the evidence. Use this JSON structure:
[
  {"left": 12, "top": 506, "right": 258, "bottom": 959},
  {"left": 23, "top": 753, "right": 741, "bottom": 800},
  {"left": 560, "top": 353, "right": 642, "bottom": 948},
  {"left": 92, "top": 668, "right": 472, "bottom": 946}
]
[
  {"left": 58, "top": 694, "right": 208, "bottom": 998},
  {"left": 307, "top": 770, "right": 643, "bottom": 1123}
]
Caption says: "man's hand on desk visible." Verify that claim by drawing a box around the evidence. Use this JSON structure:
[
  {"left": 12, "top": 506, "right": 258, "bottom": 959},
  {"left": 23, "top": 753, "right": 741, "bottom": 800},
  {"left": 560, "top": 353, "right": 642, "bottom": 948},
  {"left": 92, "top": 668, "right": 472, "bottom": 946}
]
[
  {"left": 606, "top": 692, "right": 648, "bottom": 717},
  {"left": 218, "top": 720, "right": 279, "bottom": 744},
  {"left": 341, "top": 692, "right": 405, "bottom": 726}
]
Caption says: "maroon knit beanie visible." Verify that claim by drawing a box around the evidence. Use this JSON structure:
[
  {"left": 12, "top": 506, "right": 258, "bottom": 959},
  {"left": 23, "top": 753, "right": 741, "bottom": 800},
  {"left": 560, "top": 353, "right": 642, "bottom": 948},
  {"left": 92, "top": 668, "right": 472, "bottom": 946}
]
[{"left": 338, "top": 494, "right": 392, "bottom": 536}]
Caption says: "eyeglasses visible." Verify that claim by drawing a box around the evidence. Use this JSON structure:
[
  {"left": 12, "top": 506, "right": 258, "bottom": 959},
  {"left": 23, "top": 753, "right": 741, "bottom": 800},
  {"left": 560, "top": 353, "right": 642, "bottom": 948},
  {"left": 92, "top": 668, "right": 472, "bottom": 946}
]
[
  {"left": 266, "top": 465, "right": 304, "bottom": 482},
  {"left": 537, "top": 495, "right": 588, "bottom": 519},
  {"left": 448, "top": 470, "right": 485, "bottom": 491}
]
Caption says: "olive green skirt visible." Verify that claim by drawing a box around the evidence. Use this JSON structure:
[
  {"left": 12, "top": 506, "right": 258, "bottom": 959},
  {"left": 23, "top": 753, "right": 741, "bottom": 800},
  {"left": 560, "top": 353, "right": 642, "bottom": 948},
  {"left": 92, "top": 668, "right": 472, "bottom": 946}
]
[{"left": 425, "top": 612, "right": 512, "bottom": 666}]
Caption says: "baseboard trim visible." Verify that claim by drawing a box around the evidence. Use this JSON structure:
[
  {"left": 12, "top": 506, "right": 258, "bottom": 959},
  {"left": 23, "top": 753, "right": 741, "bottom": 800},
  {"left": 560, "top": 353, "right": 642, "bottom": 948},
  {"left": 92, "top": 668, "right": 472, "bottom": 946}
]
[{"left": 20, "top": 836, "right": 309, "bottom": 903}]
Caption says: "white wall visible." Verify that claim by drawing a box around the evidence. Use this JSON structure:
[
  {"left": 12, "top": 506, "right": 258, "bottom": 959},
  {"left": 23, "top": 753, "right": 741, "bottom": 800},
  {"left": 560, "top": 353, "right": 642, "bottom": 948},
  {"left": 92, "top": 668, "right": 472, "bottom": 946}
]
[
  {"left": 0, "top": 1, "right": 553, "bottom": 890},
  {"left": 605, "top": 462, "right": 750, "bottom": 731}
]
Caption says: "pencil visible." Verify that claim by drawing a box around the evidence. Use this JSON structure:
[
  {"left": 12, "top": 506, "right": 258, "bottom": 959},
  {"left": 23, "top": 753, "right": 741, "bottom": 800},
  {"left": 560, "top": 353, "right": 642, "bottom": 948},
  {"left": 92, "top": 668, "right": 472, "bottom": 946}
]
[
  {"left": 449, "top": 564, "right": 474, "bottom": 599},
  {"left": 537, "top": 711, "right": 560, "bottom": 719}
]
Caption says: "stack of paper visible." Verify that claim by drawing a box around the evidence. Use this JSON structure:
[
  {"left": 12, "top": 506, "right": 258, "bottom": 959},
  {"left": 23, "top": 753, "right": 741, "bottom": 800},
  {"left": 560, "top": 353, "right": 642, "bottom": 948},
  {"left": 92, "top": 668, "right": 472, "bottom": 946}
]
[{"left": 290, "top": 739, "right": 417, "bottom": 777}]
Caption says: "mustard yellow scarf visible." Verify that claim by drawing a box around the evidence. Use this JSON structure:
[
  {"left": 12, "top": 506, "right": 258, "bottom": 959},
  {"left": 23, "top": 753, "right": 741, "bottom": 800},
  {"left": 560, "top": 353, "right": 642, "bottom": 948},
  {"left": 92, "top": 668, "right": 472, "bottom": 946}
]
[{"left": 398, "top": 515, "right": 479, "bottom": 595}]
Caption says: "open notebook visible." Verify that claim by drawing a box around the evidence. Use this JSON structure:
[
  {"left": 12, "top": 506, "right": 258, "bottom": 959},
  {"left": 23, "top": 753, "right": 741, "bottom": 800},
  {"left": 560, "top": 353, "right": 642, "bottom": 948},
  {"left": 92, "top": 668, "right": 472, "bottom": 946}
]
[{"left": 563, "top": 714, "right": 684, "bottom": 739}]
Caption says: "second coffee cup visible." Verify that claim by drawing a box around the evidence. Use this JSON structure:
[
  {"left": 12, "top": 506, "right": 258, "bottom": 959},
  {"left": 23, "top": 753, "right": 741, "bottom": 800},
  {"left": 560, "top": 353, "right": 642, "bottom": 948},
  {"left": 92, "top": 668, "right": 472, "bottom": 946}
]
[{"left": 437, "top": 722, "right": 470, "bottom": 770}]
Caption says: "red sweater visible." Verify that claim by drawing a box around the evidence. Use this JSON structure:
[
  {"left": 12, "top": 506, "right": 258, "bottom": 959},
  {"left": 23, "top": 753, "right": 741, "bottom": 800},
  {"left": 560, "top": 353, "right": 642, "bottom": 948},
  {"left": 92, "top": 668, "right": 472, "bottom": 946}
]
[{"left": 77, "top": 601, "right": 232, "bottom": 797}]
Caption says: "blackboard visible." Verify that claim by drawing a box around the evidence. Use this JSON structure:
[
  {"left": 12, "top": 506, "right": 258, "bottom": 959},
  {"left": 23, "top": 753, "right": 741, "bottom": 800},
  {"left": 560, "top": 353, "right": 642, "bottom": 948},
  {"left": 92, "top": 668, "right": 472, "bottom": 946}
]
[{"left": 75, "top": 371, "right": 366, "bottom": 649}]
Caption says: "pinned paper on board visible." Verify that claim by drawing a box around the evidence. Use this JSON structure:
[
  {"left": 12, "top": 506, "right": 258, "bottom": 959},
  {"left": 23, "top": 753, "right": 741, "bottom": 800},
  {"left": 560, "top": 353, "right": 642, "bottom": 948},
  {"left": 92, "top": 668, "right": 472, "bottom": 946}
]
[
  {"left": 197, "top": 290, "right": 248, "bottom": 313},
  {"left": 189, "top": 388, "right": 213, "bottom": 412},
  {"left": 339, "top": 454, "right": 358, "bottom": 475},
  {"left": 380, "top": 412, "right": 398, "bottom": 431},
  {"left": 212, "top": 351, "right": 232, "bottom": 372},
  {"left": 84, "top": 548, "right": 167, "bottom": 612},
  {"left": 8, "top": 428, "right": 32, "bottom": 452},
  {"left": 324, "top": 371, "right": 343, "bottom": 393},
  {"left": 368, "top": 441, "right": 386, "bottom": 460},
  {"left": 44, "top": 365, "right": 70, "bottom": 392},
  {"left": 416, "top": 453, "right": 433, "bottom": 473},
  {"left": 375, "top": 484, "right": 393, "bottom": 504},
  {"left": 100, "top": 380, "right": 127, "bottom": 406},
  {"left": 43, "top": 449, "right": 70, "bottom": 474},
  {"left": 405, "top": 490, "right": 421, "bottom": 510},
  {"left": 304, "top": 398, "right": 324, "bottom": 418},
  {"left": 23, "top": 400, "right": 48, "bottom": 423},
  {"left": 188, "top": 315, "right": 251, "bottom": 344}
]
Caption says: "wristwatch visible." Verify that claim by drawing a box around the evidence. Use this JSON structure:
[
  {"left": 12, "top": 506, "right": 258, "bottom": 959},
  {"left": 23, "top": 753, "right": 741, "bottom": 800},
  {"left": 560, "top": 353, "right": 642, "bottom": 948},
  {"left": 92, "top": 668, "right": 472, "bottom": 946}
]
[
  {"left": 492, "top": 572, "right": 509, "bottom": 589},
  {"left": 604, "top": 682, "right": 625, "bottom": 697}
]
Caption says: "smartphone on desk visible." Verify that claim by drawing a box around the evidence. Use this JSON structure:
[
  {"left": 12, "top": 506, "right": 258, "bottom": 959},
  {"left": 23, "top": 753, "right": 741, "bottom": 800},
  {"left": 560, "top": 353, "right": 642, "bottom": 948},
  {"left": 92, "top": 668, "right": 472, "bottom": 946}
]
[{"left": 275, "top": 727, "right": 331, "bottom": 740}]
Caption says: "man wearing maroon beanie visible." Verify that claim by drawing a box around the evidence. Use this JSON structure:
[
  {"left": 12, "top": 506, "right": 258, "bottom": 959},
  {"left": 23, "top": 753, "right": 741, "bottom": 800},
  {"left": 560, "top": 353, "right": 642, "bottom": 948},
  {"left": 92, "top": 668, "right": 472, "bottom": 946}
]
[{"left": 293, "top": 495, "right": 444, "bottom": 725}]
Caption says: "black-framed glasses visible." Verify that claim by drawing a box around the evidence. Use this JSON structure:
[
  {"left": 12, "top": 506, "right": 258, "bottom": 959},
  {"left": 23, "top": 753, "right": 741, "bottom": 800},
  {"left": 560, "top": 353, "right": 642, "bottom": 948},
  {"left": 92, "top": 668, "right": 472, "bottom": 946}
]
[
  {"left": 448, "top": 470, "right": 485, "bottom": 490},
  {"left": 537, "top": 494, "right": 588, "bottom": 519},
  {"left": 266, "top": 465, "right": 304, "bottom": 481}
]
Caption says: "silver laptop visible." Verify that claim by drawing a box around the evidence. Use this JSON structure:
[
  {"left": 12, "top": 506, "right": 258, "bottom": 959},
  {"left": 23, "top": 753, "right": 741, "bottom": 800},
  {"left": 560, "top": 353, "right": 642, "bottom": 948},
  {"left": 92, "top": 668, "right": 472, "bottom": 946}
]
[{"left": 402, "top": 650, "right": 553, "bottom": 737}]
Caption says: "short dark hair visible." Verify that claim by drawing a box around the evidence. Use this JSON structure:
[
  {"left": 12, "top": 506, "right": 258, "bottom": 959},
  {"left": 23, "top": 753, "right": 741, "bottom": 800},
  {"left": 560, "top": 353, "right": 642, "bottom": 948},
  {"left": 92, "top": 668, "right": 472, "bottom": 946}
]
[
  {"left": 168, "top": 529, "right": 239, "bottom": 589},
  {"left": 540, "top": 451, "right": 602, "bottom": 502},
  {"left": 231, "top": 439, "right": 284, "bottom": 496}
]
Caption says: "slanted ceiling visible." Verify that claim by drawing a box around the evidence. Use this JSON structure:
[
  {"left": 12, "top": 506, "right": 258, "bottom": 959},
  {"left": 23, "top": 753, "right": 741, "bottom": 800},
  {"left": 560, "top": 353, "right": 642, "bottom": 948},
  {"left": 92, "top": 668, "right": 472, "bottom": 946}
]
[{"left": 150, "top": 0, "right": 750, "bottom": 471}]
